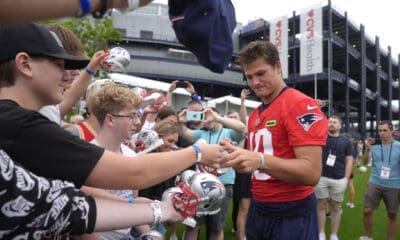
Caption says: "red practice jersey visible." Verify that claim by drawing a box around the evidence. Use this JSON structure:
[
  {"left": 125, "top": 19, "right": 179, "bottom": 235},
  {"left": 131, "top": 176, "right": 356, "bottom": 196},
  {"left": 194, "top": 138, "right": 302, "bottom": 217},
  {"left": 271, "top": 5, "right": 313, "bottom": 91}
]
[{"left": 247, "top": 88, "right": 328, "bottom": 203}]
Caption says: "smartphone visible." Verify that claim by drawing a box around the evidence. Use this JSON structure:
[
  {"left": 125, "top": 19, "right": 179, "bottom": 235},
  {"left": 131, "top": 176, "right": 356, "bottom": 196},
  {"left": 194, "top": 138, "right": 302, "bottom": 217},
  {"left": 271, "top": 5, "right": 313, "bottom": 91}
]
[
  {"left": 176, "top": 81, "right": 187, "bottom": 88},
  {"left": 186, "top": 111, "right": 205, "bottom": 121}
]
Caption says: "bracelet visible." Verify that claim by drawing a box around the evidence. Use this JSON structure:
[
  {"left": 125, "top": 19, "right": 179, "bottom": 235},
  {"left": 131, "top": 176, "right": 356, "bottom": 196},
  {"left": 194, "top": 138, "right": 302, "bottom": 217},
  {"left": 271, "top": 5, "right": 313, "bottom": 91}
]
[
  {"left": 128, "top": 196, "right": 134, "bottom": 204},
  {"left": 84, "top": 66, "right": 96, "bottom": 76},
  {"left": 258, "top": 153, "right": 265, "bottom": 170},
  {"left": 149, "top": 202, "right": 163, "bottom": 225},
  {"left": 92, "top": 0, "right": 109, "bottom": 18},
  {"left": 192, "top": 144, "right": 202, "bottom": 163},
  {"left": 125, "top": 0, "right": 140, "bottom": 11},
  {"left": 77, "top": 0, "right": 91, "bottom": 17}
]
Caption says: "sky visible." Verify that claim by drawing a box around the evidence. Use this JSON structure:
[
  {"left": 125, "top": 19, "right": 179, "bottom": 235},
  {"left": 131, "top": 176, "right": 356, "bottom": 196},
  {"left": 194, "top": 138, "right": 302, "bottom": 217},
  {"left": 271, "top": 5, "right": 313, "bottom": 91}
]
[{"left": 155, "top": 0, "right": 400, "bottom": 58}]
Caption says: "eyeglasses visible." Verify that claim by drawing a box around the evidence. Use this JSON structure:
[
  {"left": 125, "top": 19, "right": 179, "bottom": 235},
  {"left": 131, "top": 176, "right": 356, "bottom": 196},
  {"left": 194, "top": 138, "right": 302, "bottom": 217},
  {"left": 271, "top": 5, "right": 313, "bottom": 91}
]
[{"left": 111, "top": 113, "right": 140, "bottom": 121}]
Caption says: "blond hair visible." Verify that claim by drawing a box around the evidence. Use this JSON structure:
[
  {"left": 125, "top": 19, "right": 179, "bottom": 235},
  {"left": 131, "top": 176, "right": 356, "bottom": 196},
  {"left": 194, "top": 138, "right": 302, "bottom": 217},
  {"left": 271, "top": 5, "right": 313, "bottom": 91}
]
[
  {"left": 153, "top": 119, "right": 178, "bottom": 137},
  {"left": 89, "top": 83, "right": 142, "bottom": 125}
]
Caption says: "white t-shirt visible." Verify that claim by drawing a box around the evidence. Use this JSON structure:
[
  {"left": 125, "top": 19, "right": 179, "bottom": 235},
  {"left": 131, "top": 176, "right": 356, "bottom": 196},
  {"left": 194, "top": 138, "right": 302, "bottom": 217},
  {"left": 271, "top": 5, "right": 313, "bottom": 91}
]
[
  {"left": 39, "top": 105, "right": 62, "bottom": 125},
  {"left": 90, "top": 139, "right": 137, "bottom": 240}
]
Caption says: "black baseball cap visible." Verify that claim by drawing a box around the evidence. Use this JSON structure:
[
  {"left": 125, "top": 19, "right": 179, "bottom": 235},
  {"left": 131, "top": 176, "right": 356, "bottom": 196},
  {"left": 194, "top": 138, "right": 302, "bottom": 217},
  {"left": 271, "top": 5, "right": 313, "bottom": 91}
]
[{"left": 0, "top": 23, "right": 89, "bottom": 69}]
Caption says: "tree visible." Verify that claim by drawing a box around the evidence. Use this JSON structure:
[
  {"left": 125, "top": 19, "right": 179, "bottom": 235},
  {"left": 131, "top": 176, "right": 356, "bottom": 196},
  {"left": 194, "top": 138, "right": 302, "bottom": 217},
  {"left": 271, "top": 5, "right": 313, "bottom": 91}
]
[
  {"left": 41, "top": 15, "right": 122, "bottom": 57},
  {"left": 60, "top": 16, "right": 122, "bottom": 57}
]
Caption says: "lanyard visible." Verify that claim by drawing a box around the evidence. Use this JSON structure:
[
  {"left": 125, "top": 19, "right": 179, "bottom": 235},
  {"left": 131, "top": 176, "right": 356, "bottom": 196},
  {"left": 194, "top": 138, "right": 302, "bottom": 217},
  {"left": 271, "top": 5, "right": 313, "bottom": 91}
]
[
  {"left": 380, "top": 142, "right": 393, "bottom": 166},
  {"left": 329, "top": 136, "right": 338, "bottom": 155},
  {"left": 209, "top": 129, "right": 223, "bottom": 144}
]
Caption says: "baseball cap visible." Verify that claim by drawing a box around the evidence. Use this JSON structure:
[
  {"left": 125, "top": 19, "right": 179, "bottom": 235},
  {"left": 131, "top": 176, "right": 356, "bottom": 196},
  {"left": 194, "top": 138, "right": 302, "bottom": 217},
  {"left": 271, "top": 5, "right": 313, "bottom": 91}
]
[
  {"left": 168, "top": 0, "right": 236, "bottom": 74},
  {"left": 0, "top": 23, "right": 89, "bottom": 69}
]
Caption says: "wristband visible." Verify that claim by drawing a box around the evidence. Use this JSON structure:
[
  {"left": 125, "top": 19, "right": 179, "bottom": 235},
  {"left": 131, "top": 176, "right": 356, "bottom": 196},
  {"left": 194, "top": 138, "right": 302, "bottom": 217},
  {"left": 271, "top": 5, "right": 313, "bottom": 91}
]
[
  {"left": 128, "top": 196, "right": 134, "bottom": 204},
  {"left": 192, "top": 144, "right": 202, "bottom": 163},
  {"left": 77, "top": 0, "right": 91, "bottom": 17},
  {"left": 191, "top": 93, "right": 201, "bottom": 104},
  {"left": 84, "top": 66, "right": 96, "bottom": 76},
  {"left": 125, "top": 0, "right": 140, "bottom": 11},
  {"left": 149, "top": 202, "right": 163, "bottom": 225},
  {"left": 258, "top": 153, "right": 265, "bottom": 170}
]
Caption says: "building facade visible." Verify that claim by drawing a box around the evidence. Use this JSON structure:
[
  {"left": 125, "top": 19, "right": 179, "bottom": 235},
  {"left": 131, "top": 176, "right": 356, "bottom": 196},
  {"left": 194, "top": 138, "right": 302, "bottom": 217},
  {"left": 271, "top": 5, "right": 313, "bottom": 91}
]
[{"left": 110, "top": 1, "right": 400, "bottom": 139}]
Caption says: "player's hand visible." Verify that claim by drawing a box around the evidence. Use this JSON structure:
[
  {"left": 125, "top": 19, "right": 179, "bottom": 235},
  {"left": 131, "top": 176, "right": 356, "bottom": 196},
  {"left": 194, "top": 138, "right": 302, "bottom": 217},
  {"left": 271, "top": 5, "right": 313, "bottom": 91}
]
[{"left": 220, "top": 140, "right": 260, "bottom": 173}]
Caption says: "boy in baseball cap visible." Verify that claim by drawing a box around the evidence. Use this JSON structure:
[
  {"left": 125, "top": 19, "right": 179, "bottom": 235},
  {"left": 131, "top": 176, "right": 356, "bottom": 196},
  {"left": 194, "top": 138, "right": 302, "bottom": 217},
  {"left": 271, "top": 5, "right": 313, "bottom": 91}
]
[
  {"left": 0, "top": 23, "right": 89, "bottom": 70},
  {"left": 0, "top": 23, "right": 89, "bottom": 109}
]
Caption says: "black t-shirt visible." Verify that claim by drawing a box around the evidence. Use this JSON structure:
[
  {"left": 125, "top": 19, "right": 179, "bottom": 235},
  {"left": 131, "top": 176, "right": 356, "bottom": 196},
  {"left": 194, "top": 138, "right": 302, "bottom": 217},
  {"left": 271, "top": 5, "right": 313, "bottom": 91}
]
[
  {"left": 0, "top": 100, "right": 104, "bottom": 187},
  {"left": 322, "top": 135, "right": 353, "bottom": 179}
]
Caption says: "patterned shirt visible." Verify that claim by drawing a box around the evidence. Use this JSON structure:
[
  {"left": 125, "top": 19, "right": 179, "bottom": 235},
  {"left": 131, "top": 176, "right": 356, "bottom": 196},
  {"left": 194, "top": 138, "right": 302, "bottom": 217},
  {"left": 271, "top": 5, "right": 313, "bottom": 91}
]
[{"left": 0, "top": 150, "right": 96, "bottom": 239}]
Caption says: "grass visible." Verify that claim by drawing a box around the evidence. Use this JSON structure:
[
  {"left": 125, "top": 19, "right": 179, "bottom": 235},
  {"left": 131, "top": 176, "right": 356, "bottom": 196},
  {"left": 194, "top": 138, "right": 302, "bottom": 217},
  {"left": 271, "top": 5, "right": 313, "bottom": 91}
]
[{"left": 164, "top": 166, "right": 399, "bottom": 239}]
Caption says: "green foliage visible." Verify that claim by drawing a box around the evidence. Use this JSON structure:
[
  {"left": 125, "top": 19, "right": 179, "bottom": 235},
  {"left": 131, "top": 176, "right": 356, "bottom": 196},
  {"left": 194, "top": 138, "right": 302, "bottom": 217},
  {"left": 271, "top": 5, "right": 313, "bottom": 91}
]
[
  {"left": 41, "top": 16, "right": 122, "bottom": 79},
  {"left": 60, "top": 16, "right": 122, "bottom": 56},
  {"left": 40, "top": 16, "right": 122, "bottom": 57}
]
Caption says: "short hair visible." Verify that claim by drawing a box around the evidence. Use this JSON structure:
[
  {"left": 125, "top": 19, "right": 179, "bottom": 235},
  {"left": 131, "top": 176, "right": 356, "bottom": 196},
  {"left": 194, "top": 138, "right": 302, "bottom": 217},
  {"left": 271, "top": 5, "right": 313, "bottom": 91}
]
[
  {"left": 47, "top": 24, "right": 87, "bottom": 58},
  {"left": 153, "top": 119, "right": 178, "bottom": 137},
  {"left": 329, "top": 114, "right": 342, "bottom": 124},
  {"left": 0, "top": 60, "right": 16, "bottom": 88},
  {"left": 89, "top": 83, "right": 142, "bottom": 125},
  {"left": 85, "top": 79, "right": 113, "bottom": 112},
  {"left": 187, "top": 100, "right": 201, "bottom": 106},
  {"left": 238, "top": 40, "right": 280, "bottom": 67},
  {"left": 378, "top": 120, "right": 393, "bottom": 131}
]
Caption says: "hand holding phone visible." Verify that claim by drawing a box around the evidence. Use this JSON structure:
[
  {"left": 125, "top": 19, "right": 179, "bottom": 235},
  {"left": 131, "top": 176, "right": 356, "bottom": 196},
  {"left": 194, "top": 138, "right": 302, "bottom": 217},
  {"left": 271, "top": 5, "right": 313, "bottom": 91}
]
[
  {"left": 186, "top": 111, "right": 205, "bottom": 121},
  {"left": 176, "top": 81, "right": 187, "bottom": 88}
]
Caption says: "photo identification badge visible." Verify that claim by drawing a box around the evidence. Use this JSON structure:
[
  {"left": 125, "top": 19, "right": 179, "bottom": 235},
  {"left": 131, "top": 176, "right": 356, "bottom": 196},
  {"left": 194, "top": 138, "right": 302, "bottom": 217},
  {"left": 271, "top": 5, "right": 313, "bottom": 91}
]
[
  {"left": 326, "top": 154, "right": 336, "bottom": 167},
  {"left": 380, "top": 166, "right": 391, "bottom": 179}
]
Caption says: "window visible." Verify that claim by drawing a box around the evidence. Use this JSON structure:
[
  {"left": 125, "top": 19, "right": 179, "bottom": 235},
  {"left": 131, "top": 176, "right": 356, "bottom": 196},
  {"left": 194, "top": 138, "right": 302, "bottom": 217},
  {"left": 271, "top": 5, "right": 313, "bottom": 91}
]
[{"left": 140, "top": 31, "right": 153, "bottom": 39}]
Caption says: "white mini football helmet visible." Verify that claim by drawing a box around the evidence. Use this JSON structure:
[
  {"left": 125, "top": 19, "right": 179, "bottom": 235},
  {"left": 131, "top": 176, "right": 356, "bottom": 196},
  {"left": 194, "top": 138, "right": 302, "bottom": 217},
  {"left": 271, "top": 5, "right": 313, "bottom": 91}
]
[
  {"left": 139, "top": 230, "right": 163, "bottom": 240},
  {"left": 162, "top": 185, "right": 199, "bottom": 218},
  {"left": 188, "top": 172, "right": 226, "bottom": 216},
  {"left": 132, "top": 87, "right": 148, "bottom": 98},
  {"left": 101, "top": 47, "right": 131, "bottom": 73},
  {"left": 176, "top": 169, "right": 196, "bottom": 185},
  {"left": 134, "top": 129, "right": 163, "bottom": 155}
]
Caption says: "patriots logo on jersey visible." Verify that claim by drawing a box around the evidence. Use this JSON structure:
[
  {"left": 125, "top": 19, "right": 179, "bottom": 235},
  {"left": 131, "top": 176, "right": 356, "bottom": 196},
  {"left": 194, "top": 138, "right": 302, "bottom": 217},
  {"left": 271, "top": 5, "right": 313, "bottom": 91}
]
[{"left": 297, "top": 113, "right": 323, "bottom": 131}]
